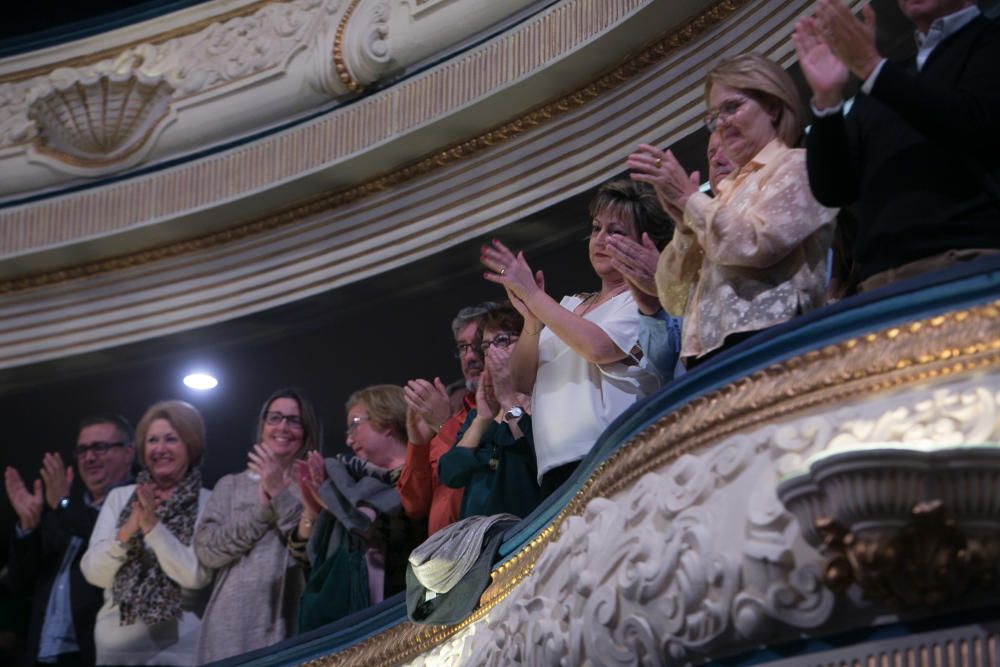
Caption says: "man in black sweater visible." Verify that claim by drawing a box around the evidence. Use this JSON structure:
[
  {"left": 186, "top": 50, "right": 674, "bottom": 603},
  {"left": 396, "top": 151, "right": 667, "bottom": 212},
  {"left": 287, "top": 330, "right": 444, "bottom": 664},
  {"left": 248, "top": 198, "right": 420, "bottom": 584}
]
[
  {"left": 5, "top": 415, "right": 134, "bottom": 666},
  {"left": 793, "top": 0, "right": 1000, "bottom": 291}
]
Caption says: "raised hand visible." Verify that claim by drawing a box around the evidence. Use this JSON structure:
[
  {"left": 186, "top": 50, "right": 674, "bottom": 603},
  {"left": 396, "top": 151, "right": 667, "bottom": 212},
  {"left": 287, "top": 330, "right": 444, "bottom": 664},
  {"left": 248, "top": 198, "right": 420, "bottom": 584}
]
[
  {"left": 481, "top": 241, "right": 542, "bottom": 306},
  {"left": 405, "top": 405, "right": 435, "bottom": 446},
  {"left": 40, "top": 452, "right": 73, "bottom": 510},
  {"left": 505, "top": 267, "right": 544, "bottom": 332},
  {"left": 793, "top": 14, "right": 850, "bottom": 109},
  {"left": 133, "top": 483, "right": 159, "bottom": 535},
  {"left": 627, "top": 144, "right": 700, "bottom": 217},
  {"left": 293, "top": 459, "right": 323, "bottom": 517},
  {"left": 4, "top": 467, "right": 43, "bottom": 532},
  {"left": 475, "top": 365, "right": 501, "bottom": 418},
  {"left": 403, "top": 378, "right": 451, "bottom": 433},
  {"left": 248, "top": 442, "right": 289, "bottom": 503},
  {"left": 485, "top": 345, "right": 516, "bottom": 409},
  {"left": 607, "top": 232, "right": 660, "bottom": 296},
  {"left": 815, "top": 0, "right": 880, "bottom": 80}
]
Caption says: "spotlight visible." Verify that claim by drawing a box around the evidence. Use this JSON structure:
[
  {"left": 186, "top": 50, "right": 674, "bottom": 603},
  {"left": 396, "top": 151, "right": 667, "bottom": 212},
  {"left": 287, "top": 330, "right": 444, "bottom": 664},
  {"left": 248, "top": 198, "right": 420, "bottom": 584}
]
[{"left": 183, "top": 373, "right": 218, "bottom": 390}]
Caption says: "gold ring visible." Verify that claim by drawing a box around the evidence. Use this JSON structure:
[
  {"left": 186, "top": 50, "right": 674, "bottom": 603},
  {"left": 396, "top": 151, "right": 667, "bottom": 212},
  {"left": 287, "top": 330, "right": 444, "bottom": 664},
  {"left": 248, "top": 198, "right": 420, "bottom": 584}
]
[
  {"left": 655, "top": 157, "right": 662, "bottom": 168},
  {"left": 499, "top": 265, "right": 506, "bottom": 275}
]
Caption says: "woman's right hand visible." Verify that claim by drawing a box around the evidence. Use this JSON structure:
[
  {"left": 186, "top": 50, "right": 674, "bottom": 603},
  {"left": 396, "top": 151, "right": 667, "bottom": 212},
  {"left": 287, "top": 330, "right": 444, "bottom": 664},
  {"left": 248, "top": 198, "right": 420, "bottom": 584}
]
[{"left": 481, "top": 241, "right": 542, "bottom": 304}]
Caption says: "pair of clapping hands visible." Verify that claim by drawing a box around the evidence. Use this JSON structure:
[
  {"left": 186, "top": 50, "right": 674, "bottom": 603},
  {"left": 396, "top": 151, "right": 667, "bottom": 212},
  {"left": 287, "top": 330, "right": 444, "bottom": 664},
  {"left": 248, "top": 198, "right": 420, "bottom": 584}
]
[
  {"left": 480, "top": 234, "right": 662, "bottom": 319},
  {"left": 402, "top": 342, "right": 516, "bottom": 445},
  {"left": 4, "top": 453, "right": 75, "bottom": 532}
]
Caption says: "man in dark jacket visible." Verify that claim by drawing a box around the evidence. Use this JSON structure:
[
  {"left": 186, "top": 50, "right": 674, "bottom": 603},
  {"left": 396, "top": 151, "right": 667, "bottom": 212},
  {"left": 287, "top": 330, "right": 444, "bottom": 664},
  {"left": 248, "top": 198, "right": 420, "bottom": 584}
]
[
  {"left": 793, "top": 0, "right": 1000, "bottom": 290},
  {"left": 4, "top": 415, "right": 134, "bottom": 666}
]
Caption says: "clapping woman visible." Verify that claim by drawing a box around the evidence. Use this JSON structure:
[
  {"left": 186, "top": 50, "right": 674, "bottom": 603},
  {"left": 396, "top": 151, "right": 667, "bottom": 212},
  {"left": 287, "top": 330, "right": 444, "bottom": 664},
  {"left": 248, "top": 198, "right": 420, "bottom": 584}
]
[
  {"left": 628, "top": 53, "right": 837, "bottom": 368},
  {"left": 480, "top": 179, "right": 668, "bottom": 496},
  {"left": 291, "top": 386, "right": 423, "bottom": 632},
  {"left": 193, "top": 389, "right": 320, "bottom": 664},
  {"left": 81, "top": 400, "right": 212, "bottom": 666}
]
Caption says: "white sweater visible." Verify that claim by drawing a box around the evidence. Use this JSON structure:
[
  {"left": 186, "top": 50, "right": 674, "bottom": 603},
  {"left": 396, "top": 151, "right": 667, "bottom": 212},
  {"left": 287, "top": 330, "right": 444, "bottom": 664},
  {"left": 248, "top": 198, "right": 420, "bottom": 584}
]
[{"left": 80, "top": 484, "right": 214, "bottom": 666}]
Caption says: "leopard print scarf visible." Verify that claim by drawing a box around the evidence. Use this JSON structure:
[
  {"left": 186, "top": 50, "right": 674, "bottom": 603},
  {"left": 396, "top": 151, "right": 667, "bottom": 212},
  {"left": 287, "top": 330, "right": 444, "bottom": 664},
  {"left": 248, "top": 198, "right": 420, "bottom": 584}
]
[{"left": 112, "top": 467, "right": 201, "bottom": 626}]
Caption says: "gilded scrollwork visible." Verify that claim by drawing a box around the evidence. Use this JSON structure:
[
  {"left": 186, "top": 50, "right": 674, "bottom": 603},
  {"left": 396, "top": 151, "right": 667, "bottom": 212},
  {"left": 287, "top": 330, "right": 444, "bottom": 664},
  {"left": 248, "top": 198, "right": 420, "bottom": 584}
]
[{"left": 817, "top": 501, "right": 1000, "bottom": 610}]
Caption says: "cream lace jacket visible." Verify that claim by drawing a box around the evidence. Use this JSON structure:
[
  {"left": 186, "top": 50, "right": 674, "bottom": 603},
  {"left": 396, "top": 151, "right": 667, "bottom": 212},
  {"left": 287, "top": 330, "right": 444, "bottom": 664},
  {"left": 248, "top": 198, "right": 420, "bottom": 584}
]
[{"left": 655, "top": 139, "right": 838, "bottom": 359}]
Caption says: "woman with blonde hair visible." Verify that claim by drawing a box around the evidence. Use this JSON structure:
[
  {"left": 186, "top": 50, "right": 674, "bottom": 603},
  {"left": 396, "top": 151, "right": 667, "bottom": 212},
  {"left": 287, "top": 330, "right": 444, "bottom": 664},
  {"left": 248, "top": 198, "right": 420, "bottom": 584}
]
[
  {"left": 628, "top": 52, "right": 837, "bottom": 367},
  {"left": 81, "top": 400, "right": 212, "bottom": 666},
  {"left": 194, "top": 388, "right": 320, "bottom": 664}
]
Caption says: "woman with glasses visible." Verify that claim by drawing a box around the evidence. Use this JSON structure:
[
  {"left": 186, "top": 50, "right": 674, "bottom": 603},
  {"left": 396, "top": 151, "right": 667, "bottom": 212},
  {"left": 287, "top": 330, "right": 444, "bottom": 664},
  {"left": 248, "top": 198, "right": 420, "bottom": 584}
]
[
  {"left": 628, "top": 53, "right": 837, "bottom": 368},
  {"left": 480, "top": 179, "right": 668, "bottom": 497},
  {"left": 438, "top": 303, "right": 541, "bottom": 519},
  {"left": 81, "top": 400, "right": 212, "bottom": 666},
  {"left": 192, "top": 389, "right": 320, "bottom": 664},
  {"left": 291, "top": 385, "right": 424, "bottom": 632}
]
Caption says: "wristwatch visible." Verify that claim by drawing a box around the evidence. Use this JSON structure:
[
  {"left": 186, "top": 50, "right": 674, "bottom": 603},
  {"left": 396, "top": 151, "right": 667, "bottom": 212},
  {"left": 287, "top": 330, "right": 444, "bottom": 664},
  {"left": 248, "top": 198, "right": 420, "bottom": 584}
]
[
  {"left": 503, "top": 405, "right": 524, "bottom": 422},
  {"left": 58, "top": 496, "right": 71, "bottom": 510}
]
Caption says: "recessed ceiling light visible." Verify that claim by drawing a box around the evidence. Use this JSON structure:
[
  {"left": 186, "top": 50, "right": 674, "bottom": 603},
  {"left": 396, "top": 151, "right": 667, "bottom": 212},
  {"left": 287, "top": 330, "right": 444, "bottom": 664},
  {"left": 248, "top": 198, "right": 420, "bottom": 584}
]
[{"left": 183, "top": 373, "right": 218, "bottom": 390}]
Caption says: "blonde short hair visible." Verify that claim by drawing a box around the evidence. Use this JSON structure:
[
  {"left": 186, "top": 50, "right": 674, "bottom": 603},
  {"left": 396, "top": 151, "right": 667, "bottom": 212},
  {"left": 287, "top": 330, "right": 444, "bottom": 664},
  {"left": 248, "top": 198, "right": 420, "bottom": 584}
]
[
  {"left": 345, "top": 385, "right": 406, "bottom": 441},
  {"left": 705, "top": 53, "right": 805, "bottom": 147},
  {"left": 135, "top": 400, "right": 206, "bottom": 468}
]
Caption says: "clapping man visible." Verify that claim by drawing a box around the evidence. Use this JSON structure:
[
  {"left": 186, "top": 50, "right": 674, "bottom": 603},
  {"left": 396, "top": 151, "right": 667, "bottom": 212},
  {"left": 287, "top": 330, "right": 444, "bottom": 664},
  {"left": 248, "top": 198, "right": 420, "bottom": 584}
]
[
  {"left": 398, "top": 302, "right": 500, "bottom": 536},
  {"left": 5, "top": 415, "right": 134, "bottom": 666},
  {"left": 793, "top": 0, "right": 1000, "bottom": 291}
]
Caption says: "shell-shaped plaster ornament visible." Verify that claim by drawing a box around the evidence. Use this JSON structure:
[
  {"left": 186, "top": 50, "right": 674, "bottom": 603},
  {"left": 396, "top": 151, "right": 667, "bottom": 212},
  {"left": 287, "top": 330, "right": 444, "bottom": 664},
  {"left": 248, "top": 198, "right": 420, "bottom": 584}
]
[{"left": 27, "top": 69, "right": 174, "bottom": 167}]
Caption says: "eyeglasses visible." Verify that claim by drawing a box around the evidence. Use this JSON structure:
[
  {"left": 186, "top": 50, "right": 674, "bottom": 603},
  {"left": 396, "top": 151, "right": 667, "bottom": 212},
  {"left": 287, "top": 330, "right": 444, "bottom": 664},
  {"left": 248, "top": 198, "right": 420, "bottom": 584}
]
[
  {"left": 704, "top": 95, "right": 750, "bottom": 133},
  {"left": 74, "top": 441, "right": 126, "bottom": 459},
  {"left": 345, "top": 415, "right": 370, "bottom": 438},
  {"left": 480, "top": 333, "right": 519, "bottom": 352},
  {"left": 453, "top": 341, "right": 483, "bottom": 358},
  {"left": 264, "top": 411, "right": 303, "bottom": 429}
]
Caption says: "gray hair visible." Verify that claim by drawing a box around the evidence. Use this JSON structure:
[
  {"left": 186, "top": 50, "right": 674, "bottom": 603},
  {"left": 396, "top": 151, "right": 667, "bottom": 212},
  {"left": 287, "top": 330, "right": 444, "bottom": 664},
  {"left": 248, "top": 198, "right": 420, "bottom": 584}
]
[{"left": 450, "top": 301, "right": 503, "bottom": 339}]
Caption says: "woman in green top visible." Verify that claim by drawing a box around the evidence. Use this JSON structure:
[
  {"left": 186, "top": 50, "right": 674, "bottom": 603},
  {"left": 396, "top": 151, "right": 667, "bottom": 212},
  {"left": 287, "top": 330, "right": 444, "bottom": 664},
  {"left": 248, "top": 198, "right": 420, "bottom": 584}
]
[{"left": 438, "top": 304, "right": 541, "bottom": 519}]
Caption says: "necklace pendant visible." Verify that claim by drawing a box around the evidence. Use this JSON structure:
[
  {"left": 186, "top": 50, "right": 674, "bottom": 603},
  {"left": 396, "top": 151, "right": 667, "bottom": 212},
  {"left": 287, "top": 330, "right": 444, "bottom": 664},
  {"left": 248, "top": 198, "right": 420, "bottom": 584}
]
[{"left": 489, "top": 457, "right": 499, "bottom": 471}]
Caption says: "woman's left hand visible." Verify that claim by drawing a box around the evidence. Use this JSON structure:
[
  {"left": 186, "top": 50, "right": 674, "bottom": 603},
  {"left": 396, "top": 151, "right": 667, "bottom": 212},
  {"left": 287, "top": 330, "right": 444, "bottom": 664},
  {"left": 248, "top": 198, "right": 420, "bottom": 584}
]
[
  {"left": 628, "top": 144, "right": 700, "bottom": 217},
  {"left": 248, "top": 443, "right": 289, "bottom": 504},
  {"left": 134, "top": 483, "right": 159, "bottom": 535},
  {"left": 606, "top": 232, "right": 660, "bottom": 296},
  {"left": 293, "top": 451, "right": 328, "bottom": 514}
]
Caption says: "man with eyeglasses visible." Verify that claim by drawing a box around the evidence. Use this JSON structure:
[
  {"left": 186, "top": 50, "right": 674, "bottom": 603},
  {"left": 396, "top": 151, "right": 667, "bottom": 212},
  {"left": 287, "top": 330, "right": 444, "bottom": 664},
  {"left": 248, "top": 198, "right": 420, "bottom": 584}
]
[
  {"left": 399, "top": 301, "right": 501, "bottom": 536},
  {"left": 4, "top": 415, "right": 134, "bottom": 666}
]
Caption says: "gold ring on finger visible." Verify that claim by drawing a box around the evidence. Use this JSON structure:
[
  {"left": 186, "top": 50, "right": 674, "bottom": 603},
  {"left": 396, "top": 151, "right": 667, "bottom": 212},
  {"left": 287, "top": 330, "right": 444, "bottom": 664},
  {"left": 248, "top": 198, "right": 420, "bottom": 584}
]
[{"left": 655, "top": 157, "right": 662, "bottom": 168}]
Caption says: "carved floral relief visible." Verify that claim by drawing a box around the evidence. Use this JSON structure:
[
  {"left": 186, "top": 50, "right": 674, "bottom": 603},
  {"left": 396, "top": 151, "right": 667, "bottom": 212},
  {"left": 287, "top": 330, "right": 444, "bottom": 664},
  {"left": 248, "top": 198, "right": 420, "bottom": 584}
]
[{"left": 448, "top": 375, "right": 1000, "bottom": 665}]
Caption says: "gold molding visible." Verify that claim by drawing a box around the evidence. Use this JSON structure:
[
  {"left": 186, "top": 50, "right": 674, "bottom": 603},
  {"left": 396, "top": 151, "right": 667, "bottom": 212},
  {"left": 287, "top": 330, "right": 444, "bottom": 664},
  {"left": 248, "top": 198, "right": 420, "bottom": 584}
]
[
  {"left": 296, "top": 303, "right": 1000, "bottom": 665},
  {"left": 332, "top": 0, "right": 365, "bottom": 93},
  {"left": 0, "top": 0, "right": 752, "bottom": 295}
]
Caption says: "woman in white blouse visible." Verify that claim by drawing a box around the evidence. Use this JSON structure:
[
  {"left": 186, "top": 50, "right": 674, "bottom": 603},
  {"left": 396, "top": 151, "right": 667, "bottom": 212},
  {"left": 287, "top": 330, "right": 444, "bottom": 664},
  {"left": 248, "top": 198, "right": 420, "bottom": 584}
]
[
  {"left": 629, "top": 53, "right": 838, "bottom": 368},
  {"left": 81, "top": 400, "right": 212, "bottom": 666},
  {"left": 480, "top": 179, "right": 670, "bottom": 496}
]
